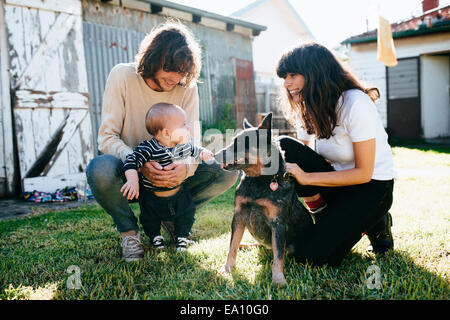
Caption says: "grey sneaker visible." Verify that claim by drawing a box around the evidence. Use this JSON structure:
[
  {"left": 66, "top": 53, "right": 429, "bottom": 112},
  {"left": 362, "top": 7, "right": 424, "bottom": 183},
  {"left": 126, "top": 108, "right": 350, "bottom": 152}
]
[{"left": 121, "top": 233, "right": 144, "bottom": 262}]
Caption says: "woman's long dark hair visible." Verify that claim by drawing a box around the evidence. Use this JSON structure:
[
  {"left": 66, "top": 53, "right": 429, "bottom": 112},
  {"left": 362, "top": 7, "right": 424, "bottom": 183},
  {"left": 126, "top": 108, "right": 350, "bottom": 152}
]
[
  {"left": 276, "top": 42, "right": 379, "bottom": 139},
  {"left": 135, "top": 20, "right": 201, "bottom": 88}
]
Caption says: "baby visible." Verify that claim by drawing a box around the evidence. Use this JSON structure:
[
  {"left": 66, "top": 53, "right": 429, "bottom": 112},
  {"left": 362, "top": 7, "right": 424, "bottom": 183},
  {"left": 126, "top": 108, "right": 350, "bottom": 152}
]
[{"left": 121, "top": 102, "right": 214, "bottom": 252}]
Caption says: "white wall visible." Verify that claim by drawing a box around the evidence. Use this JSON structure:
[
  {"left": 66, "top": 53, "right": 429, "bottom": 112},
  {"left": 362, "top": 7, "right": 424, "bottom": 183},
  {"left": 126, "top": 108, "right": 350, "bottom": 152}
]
[
  {"left": 0, "top": 0, "right": 15, "bottom": 195},
  {"left": 235, "top": 0, "right": 314, "bottom": 78},
  {"left": 346, "top": 42, "right": 388, "bottom": 126},
  {"left": 421, "top": 55, "right": 450, "bottom": 138},
  {"left": 0, "top": 44, "right": 5, "bottom": 185}
]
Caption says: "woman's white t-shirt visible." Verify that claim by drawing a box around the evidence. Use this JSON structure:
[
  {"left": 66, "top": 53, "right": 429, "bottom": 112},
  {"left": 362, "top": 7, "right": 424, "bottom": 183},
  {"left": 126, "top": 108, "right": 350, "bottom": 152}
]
[{"left": 296, "top": 89, "right": 396, "bottom": 181}]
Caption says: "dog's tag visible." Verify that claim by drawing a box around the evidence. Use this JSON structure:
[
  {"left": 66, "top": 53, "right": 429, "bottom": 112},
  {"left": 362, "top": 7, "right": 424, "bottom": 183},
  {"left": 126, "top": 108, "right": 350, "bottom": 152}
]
[{"left": 269, "top": 181, "right": 279, "bottom": 191}]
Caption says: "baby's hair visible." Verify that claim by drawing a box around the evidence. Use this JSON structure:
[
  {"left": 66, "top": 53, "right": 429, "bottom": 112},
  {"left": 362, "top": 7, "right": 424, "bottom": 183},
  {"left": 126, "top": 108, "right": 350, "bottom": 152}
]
[{"left": 145, "top": 103, "right": 185, "bottom": 135}]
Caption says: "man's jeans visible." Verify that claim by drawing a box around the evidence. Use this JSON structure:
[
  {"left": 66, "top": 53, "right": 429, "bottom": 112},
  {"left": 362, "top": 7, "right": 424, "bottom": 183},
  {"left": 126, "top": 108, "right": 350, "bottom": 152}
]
[{"left": 86, "top": 155, "right": 239, "bottom": 233}]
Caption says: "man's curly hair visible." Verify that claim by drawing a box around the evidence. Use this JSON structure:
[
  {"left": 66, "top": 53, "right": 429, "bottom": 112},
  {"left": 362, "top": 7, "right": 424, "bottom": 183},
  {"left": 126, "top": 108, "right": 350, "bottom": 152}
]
[{"left": 135, "top": 20, "right": 202, "bottom": 88}]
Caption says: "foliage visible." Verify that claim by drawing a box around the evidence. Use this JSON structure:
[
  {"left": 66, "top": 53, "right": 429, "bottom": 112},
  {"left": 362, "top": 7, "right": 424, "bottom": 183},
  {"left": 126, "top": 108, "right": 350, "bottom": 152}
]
[{"left": 203, "top": 103, "right": 236, "bottom": 134}]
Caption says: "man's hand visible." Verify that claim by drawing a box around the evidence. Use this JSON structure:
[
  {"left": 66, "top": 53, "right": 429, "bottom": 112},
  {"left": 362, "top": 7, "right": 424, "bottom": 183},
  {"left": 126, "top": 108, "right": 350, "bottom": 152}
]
[{"left": 141, "top": 161, "right": 188, "bottom": 188}]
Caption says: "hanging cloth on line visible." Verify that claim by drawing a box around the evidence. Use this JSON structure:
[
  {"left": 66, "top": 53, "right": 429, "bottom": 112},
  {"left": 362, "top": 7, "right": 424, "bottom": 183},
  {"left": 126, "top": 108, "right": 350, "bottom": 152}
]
[{"left": 377, "top": 15, "right": 398, "bottom": 67}]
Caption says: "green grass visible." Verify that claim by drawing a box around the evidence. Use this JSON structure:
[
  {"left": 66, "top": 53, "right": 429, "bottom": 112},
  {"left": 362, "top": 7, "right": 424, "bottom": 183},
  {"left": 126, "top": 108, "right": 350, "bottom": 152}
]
[{"left": 0, "top": 145, "right": 449, "bottom": 300}]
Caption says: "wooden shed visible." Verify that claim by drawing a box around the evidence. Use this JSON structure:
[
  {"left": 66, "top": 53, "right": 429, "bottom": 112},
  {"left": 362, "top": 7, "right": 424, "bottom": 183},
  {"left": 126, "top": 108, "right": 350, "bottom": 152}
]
[{"left": 0, "top": 0, "right": 266, "bottom": 197}]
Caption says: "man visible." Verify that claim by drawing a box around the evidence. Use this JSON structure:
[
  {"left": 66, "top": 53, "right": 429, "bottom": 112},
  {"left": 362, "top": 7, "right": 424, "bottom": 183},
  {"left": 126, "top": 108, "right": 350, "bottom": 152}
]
[{"left": 86, "top": 21, "right": 238, "bottom": 261}]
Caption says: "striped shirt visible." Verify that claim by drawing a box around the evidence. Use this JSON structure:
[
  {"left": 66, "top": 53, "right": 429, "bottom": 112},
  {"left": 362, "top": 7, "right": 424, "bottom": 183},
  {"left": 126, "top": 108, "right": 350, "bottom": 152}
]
[{"left": 124, "top": 138, "right": 204, "bottom": 190}]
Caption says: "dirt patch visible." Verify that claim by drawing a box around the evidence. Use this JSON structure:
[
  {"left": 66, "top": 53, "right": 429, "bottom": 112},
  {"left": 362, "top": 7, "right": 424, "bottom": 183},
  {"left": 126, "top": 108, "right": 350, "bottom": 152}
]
[{"left": 0, "top": 198, "right": 97, "bottom": 221}]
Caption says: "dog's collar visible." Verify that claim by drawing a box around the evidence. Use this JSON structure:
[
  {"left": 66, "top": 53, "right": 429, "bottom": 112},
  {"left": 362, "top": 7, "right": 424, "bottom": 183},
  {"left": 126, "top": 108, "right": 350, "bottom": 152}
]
[{"left": 268, "top": 172, "right": 293, "bottom": 191}]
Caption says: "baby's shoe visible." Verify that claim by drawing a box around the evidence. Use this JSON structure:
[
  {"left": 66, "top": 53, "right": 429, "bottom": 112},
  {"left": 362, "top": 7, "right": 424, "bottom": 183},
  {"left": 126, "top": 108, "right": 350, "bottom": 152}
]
[
  {"left": 152, "top": 235, "right": 165, "bottom": 250},
  {"left": 176, "top": 237, "right": 189, "bottom": 252}
]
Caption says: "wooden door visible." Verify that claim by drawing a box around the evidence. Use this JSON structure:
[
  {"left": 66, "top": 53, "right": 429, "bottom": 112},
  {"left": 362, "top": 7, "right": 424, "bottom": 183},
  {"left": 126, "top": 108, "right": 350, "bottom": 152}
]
[
  {"left": 235, "top": 58, "right": 257, "bottom": 126},
  {"left": 4, "top": 0, "right": 94, "bottom": 193},
  {"left": 386, "top": 57, "right": 421, "bottom": 139}
]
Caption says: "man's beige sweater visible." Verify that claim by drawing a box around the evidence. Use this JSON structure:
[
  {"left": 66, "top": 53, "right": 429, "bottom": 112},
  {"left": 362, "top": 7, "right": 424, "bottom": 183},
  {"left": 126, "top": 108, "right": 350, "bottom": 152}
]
[{"left": 97, "top": 63, "right": 201, "bottom": 178}]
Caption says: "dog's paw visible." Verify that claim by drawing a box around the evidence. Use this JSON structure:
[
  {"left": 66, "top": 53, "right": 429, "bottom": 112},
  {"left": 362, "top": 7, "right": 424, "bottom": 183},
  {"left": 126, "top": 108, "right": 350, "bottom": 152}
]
[
  {"left": 272, "top": 273, "right": 287, "bottom": 287},
  {"left": 220, "top": 264, "right": 234, "bottom": 275}
]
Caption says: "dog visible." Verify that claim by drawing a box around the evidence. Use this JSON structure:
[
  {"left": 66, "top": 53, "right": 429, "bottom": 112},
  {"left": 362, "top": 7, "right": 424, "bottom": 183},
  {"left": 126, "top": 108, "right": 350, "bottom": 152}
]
[{"left": 214, "top": 113, "right": 312, "bottom": 286}]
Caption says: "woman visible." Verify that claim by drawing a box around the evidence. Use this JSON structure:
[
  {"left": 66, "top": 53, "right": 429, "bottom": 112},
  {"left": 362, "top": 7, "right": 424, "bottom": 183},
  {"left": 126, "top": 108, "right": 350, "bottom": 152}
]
[{"left": 276, "top": 43, "right": 396, "bottom": 266}]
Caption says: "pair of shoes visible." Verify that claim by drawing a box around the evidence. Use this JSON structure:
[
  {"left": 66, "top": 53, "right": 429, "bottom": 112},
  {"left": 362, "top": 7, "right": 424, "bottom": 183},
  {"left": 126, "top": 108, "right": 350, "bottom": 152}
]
[
  {"left": 367, "top": 213, "right": 394, "bottom": 254},
  {"left": 152, "top": 235, "right": 165, "bottom": 249},
  {"left": 151, "top": 235, "right": 192, "bottom": 252},
  {"left": 121, "top": 233, "right": 144, "bottom": 262}
]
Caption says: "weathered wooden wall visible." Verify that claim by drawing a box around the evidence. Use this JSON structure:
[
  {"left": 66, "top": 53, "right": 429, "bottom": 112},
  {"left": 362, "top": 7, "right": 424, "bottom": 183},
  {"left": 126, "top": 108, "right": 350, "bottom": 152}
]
[
  {"left": 191, "top": 17, "right": 256, "bottom": 126},
  {"left": 0, "top": 0, "right": 16, "bottom": 196},
  {"left": 4, "top": 0, "right": 94, "bottom": 192},
  {"left": 0, "top": 0, "right": 259, "bottom": 195}
]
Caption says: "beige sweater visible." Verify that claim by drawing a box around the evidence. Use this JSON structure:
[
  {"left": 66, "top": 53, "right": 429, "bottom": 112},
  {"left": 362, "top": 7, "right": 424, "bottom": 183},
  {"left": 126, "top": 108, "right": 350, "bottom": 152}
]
[{"left": 98, "top": 63, "right": 201, "bottom": 178}]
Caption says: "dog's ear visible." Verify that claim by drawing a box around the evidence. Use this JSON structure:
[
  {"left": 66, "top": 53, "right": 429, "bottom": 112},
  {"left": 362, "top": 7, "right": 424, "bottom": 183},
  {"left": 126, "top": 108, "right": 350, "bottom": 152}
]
[
  {"left": 258, "top": 113, "right": 272, "bottom": 145},
  {"left": 243, "top": 118, "right": 253, "bottom": 129},
  {"left": 258, "top": 112, "right": 272, "bottom": 131}
]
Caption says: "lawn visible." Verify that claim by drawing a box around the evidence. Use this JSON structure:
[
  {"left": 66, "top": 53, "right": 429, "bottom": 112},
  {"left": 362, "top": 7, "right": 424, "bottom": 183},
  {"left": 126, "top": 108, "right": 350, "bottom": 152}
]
[{"left": 0, "top": 142, "right": 449, "bottom": 300}]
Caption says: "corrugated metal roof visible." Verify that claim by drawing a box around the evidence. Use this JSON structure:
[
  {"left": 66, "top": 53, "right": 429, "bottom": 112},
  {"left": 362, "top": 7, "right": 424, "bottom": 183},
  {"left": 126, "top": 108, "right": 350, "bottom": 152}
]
[
  {"left": 144, "top": 0, "right": 267, "bottom": 34},
  {"left": 342, "top": 4, "right": 450, "bottom": 44}
]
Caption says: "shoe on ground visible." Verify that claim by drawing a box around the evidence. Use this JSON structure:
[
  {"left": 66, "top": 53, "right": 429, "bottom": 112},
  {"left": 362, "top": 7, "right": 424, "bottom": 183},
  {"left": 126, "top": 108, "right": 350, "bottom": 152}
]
[
  {"left": 152, "top": 235, "right": 165, "bottom": 249},
  {"left": 121, "top": 233, "right": 144, "bottom": 262},
  {"left": 367, "top": 213, "right": 394, "bottom": 254},
  {"left": 176, "top": 237, "right": 190, "bottom": 252}
]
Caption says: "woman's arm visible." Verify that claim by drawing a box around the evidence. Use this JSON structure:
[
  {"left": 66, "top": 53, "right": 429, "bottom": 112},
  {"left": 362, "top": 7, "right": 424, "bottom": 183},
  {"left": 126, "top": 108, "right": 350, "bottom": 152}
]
[{"left": 285, "top": 138, "right": 375, "bottom": 187}]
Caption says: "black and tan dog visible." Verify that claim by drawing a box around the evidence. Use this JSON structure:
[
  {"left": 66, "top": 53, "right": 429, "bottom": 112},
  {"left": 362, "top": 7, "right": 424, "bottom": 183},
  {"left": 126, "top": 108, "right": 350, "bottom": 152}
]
[{"left": 215, "top": 113, "right": 311, "bottom": 286}]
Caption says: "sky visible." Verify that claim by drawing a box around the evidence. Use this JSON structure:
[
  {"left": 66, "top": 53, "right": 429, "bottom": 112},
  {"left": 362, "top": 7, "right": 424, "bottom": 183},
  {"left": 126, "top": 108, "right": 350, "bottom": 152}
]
[{"left": 170, "top": 0, "right": 450, "bottom": 47}]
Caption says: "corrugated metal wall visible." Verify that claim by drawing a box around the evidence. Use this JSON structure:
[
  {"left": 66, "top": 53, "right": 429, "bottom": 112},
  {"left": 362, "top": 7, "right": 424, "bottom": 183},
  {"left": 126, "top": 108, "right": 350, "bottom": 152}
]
[
  {"left": 83, "top": 21, "right": 215, "bottom": 153},
  {"left": 83, "top": 21, "right": 145, "bottom": 153},
  {"left": 197, "top": 52, "right": 214, "bottom": 127}
]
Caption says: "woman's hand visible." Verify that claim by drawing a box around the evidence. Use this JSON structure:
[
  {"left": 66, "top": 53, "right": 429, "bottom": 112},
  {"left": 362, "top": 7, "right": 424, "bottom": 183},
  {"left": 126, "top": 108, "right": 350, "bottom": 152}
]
[
  {"left": 141, "top": 161, "right": 188, "bottom": 188},
  {"left": 285, "top": 162, "right": 310, "bottom": 185},
  {"left": 285, "top": 139, "right": 375, "bottom": 187}
]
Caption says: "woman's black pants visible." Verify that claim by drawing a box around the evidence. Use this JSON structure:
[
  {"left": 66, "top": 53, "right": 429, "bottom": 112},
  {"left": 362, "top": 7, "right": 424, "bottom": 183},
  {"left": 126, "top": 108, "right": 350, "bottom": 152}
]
[{"left": 278, "top": 136, "right": 394, "bottom": 266}]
